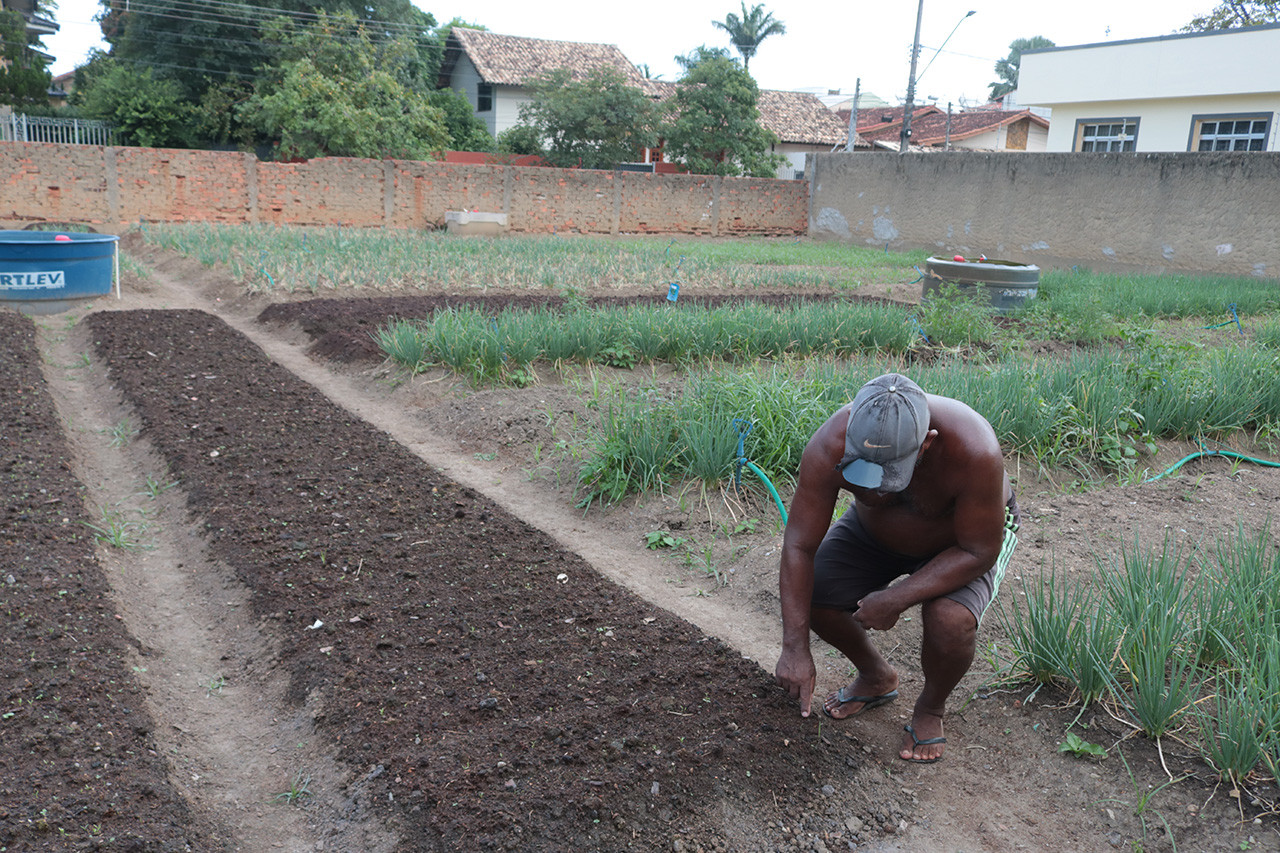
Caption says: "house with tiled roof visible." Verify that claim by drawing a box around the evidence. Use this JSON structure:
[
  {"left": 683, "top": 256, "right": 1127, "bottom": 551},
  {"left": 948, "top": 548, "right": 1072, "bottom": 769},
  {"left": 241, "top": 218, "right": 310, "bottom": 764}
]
[
  {"left": 439, "top": 29, "right": 854, "bottom": 177},
  {"left": 756, "top": 89, "right": 861, "bottom": 176},
  {"left": 845, "top": 104, "right": 1048, "bottom": 152},
  {"left": 438, "top": 29, "right": 652, "bottom": 140},
  {"left": 857, "top": 107, "right": 1049, "bottom": 151}
]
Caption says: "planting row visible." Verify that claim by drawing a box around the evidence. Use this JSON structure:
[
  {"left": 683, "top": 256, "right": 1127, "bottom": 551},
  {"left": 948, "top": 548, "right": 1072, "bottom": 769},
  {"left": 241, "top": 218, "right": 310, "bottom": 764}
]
[
  {"left": 81, "top": 308, "right": 902, "bottom": 850},
  {"left": 0, "top": 312, "right": 215, "bottom": 850}
]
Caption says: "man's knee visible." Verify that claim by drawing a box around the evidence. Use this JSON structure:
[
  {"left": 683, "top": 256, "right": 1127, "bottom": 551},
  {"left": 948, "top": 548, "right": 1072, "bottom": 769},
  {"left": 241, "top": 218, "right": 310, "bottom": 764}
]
[{"left": 922, "top": 597, "right": 977, "bottom": 639}]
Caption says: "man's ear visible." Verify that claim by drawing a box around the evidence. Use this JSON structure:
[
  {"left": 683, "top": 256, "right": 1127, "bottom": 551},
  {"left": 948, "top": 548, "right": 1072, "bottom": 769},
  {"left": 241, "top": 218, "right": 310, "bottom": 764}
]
[{"left": 920, "top": 429, "right": 939, "bottom": 456}]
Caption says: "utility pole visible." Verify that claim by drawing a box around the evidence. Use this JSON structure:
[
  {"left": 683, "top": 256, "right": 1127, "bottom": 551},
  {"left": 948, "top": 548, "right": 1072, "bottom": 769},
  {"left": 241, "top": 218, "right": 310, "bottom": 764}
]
[
  {"left": 945, "top": 101, "right": 952, "bottom": 150},
  {"left": 844, "top": 78, "right": 861, "bottom": 152},
  {"left": 900, "top": 0, "right": 925, "bottom": 154}
]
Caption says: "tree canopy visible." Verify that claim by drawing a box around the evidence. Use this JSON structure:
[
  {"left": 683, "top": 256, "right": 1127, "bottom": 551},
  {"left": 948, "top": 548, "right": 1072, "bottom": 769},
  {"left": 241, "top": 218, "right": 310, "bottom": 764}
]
[
  {"left": 76, "top": 61, "right": 197, "bottom": 147},
  {"left": 662, "top": 52, "right": 784, "bottom": 177},
  {"left": 1182, "top": 0, "right": 1280, "bottom": 29},
  {"left": 100, "top": 0, "right": 438, "bottom": 100},
  {"left": 0, "top": 10, "right": 52, "bottom": 109},
  {"left": 988, "top": 36, "right": 1055, "bottom": 100},
  {"left": 87, "top": 0, "right": 443, "bottom": 151},
  {"left": 711, "top": 3, "right": 785, "bottom": 71},
  {"left": 516, "top": 67, "right": 659, "bottom": 170},
  {"left": 239, "top": 10, "right": 448, "bottom": 160}
]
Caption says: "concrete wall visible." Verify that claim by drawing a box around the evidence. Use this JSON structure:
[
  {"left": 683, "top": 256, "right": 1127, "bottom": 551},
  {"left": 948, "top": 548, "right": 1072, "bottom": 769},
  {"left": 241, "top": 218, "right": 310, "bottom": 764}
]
[
  {"left": 808, "top": 150, "right": 1280, "bottom": 278},
  {"left": 0, "top": 141, "right": 807, "bottom": 236}
]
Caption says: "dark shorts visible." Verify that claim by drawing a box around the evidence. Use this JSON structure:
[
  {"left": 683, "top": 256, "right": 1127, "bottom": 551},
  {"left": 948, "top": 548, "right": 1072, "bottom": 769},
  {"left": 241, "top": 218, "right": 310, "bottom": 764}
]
[{"left": 811, "top": 493, "right": 1020, "bottom": 624}]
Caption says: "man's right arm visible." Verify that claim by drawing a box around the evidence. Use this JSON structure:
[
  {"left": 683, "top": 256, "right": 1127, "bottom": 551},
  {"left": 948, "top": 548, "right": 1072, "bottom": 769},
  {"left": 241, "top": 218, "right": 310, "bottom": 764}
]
[{"left": 775, "top": 435, "right": 841, "bottom": 716}]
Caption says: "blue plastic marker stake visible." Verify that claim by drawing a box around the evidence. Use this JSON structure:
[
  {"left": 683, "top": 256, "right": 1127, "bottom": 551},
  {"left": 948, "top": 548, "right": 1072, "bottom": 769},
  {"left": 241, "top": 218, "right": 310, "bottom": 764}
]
[
  {"left": 732, "top": 419, "right": 753, "bottom": 489},
  {"left": 667, "top": 282, "right": 680, "bottom": 302}
]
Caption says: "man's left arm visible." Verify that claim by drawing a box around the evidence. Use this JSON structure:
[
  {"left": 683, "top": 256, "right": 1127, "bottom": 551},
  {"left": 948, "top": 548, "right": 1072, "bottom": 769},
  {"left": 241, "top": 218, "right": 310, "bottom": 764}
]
[{"left": 855, "top": 452, "right": 1006, "bottom": 629}]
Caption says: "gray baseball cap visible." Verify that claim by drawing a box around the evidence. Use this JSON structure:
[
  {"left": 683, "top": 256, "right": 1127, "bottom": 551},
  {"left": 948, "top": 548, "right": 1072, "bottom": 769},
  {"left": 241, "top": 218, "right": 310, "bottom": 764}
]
[{"left": 840, "top": 373, "right": 929, "bottom": 491}]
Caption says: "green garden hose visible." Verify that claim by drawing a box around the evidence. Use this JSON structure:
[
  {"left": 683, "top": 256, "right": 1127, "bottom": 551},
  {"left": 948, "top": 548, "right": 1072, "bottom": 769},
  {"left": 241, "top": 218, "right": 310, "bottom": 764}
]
[
  {"left": 1144, "top": 447, "right": 1280, "bottom": 482},
  {"left": 744, "top": 459, "right": 788, "bottom": 526},
  {"left": 733, "top": 419, "right": 789, "bottom": 526}
]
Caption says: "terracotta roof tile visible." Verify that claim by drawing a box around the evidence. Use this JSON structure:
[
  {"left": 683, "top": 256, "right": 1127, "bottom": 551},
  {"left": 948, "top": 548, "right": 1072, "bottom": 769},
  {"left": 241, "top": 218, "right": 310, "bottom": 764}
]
[
  {"left": 450, "top": 29, "right": 648, "bottom": 87},
  {"left": 878, "top": 109, "right": 1050, "bottom": 147},
  {"left": 757, "top": 90, "right": 851, "bottom": 146}
]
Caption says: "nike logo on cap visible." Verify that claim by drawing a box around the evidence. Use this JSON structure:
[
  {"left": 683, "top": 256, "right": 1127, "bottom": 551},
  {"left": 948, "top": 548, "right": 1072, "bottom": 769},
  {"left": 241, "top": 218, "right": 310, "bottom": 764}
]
[{"left": 863, "top": 439, "right": 891, "bottom": 449}]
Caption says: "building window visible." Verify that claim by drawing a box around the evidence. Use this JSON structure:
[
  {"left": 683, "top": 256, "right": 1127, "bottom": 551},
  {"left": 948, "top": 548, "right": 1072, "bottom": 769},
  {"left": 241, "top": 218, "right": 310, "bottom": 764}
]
[
  {"left": 1190, "top": 114, "right": 1270, "bottom": 151},
  {"left": 1075, "top": 119, "right": 1138, "bottom": 152},
  {"left": 477, "top": 83, "right": 493, "bottom": 113}
]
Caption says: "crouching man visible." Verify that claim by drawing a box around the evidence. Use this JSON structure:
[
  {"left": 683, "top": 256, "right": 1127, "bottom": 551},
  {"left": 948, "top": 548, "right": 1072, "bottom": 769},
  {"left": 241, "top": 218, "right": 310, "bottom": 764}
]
[{"left": 774, "top": 373, "right": 1019, "bottom": 763}]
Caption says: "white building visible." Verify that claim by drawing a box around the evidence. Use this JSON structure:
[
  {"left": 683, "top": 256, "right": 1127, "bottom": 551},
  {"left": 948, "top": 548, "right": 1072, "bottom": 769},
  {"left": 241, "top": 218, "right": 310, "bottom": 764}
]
[{"left": 1017, "top": 23, "right": 1280, "bottom": 152}]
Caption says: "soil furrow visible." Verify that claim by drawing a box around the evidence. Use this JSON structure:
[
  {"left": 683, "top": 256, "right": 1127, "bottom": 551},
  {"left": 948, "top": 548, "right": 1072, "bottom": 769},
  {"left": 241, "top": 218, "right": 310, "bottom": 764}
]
[
  {"left": 35, "top": 318, "right": 397, "bottom": 852},
  {"left": 0, "top": 312, "right": 214, "bottom": 851}
]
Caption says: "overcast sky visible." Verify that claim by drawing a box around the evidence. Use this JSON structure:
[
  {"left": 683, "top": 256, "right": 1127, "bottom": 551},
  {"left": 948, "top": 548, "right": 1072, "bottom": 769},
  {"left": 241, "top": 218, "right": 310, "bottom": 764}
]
[{"left": 45, "top": 0, "right": 1218, "bottom": 106}]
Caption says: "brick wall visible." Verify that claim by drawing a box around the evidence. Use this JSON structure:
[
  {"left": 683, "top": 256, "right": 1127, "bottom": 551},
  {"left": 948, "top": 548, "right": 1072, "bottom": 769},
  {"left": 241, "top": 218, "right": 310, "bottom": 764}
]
[{"left": 0, "top": 142, "right": 807, "bottom": 236}]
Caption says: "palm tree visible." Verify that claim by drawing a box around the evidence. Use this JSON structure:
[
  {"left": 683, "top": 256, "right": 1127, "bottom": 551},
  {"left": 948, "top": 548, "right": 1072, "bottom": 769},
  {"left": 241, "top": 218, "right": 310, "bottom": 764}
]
[
  {"left": 988, "top": 36, "right": 1055, "bottom": 100},
  {"left": 711, "top": 3, "right": 786, "bottom": 72}
]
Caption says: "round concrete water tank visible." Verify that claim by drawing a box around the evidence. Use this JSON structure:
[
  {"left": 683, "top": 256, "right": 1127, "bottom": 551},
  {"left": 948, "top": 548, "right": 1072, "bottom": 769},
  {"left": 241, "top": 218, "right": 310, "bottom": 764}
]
[{"left": 923, "top": 257, "right": 1039, "bottom": 313}]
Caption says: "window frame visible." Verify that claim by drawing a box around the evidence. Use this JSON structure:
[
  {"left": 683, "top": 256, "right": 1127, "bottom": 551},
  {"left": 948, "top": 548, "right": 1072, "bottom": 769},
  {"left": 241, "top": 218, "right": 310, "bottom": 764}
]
[
  {"left": 1073, "top": 117, "right": 1140, "bottom": 152},
  {"left": 477, "top": 83, "right": 494, "bottom": 113},
  {"left": 1187, "top": 113, "right": 1273, "bottom": 152}
]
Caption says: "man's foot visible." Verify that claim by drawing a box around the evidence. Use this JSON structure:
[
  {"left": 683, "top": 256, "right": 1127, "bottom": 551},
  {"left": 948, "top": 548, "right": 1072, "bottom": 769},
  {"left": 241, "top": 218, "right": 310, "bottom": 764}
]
[
  {"left": 899, "top": 712, "right": 946, "bottom": 763},
  {"left": 822, "top": 677, "right": 899, "bottom": 720}
]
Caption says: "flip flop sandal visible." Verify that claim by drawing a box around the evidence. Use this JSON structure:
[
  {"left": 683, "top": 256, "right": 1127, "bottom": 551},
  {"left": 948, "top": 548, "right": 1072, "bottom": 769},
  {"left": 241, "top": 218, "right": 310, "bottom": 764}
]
[
  {"left": 901, "top": 724, "right": 947, "bottom": 764},
  {"left": 822, "top": 687, "right": 899, "bottom": 720}
]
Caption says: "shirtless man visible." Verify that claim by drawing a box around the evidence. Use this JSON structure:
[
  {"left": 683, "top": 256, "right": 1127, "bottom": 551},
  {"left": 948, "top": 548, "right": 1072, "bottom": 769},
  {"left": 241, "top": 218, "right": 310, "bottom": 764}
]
[{"left": 773, "top": 373, "right": 1019, "bottom": 763}]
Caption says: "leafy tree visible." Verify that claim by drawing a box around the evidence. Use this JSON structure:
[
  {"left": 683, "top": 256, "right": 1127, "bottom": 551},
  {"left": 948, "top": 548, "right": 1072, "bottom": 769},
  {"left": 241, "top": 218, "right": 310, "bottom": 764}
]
[
  {"left": 100, "top": 0, "right": 439, "bottom": 100},
  {"left": 427, "top": 86, "right": 494, "bottom": 152},
  {"left": 0, "top": 10, "right": 52, "bottom": 109},
  {"left": 711, "top": 3, "right": 786, "bottom": 71},
  {"left": 988, "top": 36, "right": 1055, "bottom": 100},
  {"left": 495, "top": 124, "right": 545, "bottom": 157},
  {"left": 76, "top": 59, "right": 197, "bottom": 147},
  {"left": 675, "top": 45, "right": 733, "bottom": 74},
  {"left": 661, "top": 52, "right": 785, "bottom": 177},
  {"left": 240, "top": 11, "right": 448, "bottom": 160},
  {"left": 96, "top": 0, "right": 440, "bottom": 148},
  {"left": 1182, "top": 0, "right": 1280, "bottom": 29},
  {"left": 517, "top": 67, "right": 659, "bottom": 169}
]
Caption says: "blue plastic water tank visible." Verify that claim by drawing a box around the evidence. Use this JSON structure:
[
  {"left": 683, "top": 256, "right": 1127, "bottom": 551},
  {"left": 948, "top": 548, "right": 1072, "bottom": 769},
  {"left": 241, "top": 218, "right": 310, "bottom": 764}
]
[{"left": 0, "top": 230, "right": 119, "bottom": 315}]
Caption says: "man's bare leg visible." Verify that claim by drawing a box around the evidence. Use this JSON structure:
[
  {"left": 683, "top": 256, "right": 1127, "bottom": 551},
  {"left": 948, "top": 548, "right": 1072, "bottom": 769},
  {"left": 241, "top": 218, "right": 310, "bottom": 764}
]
[
  {"left": 810, "top": 606, "right": 900, "bottom": 718},
  {"left": 901, "top": 597, "right": 977, "bottom": 762}
]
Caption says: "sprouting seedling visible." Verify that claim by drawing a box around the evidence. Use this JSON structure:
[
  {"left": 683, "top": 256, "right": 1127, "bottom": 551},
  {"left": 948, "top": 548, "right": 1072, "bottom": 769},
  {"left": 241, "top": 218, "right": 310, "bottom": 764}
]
[
  {"left": 274, "top": 771, "right": 312, "bottom": 806},
  {"left": 102, "top": 418, "right": 138, "bottom": 448},
  {"left": 141, "top": 475, "right": 179, "bottom": 499}
]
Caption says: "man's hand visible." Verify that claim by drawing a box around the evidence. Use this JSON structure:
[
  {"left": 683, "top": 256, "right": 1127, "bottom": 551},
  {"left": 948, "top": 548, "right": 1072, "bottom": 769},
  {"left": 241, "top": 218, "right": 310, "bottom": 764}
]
[
  {"left": 852, "top": 589, "right": 904, "bottom": 632},
  {"left": 774, "top": 645, "right": 817, "bottom": 717}
]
